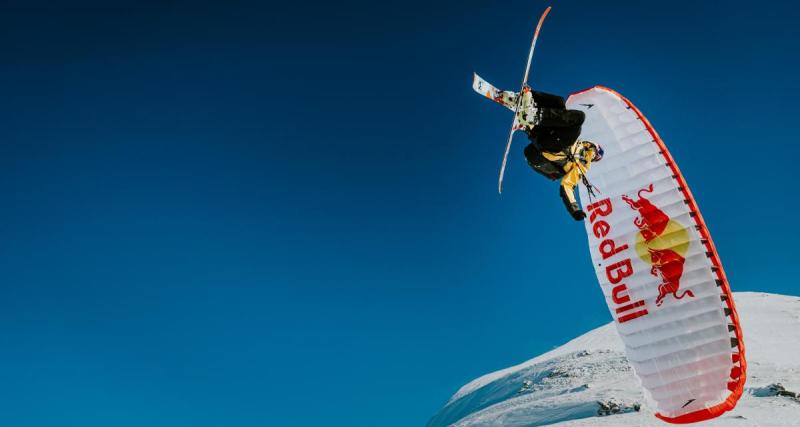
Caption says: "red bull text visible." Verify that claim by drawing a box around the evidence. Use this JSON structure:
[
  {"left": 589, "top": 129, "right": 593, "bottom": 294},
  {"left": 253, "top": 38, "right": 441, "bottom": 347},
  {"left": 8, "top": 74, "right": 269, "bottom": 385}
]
[{"left": 586, "top": 198, "right": 649, "bottom": 324}]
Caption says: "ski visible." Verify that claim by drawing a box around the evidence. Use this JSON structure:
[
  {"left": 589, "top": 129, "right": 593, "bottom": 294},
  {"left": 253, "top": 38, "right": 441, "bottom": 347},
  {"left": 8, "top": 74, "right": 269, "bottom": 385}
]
[
  {"left": 472, "top": 73, "right": 516, "bottom": 111},
  {"left": 497, "top": 6, "right": 552, "bottom": 194}
]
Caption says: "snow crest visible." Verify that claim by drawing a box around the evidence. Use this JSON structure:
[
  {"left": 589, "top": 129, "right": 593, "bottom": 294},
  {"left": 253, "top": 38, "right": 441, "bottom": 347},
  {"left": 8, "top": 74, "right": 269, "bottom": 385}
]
[{"left": 429, "top": 292, "right": 800, "bottom": 426}]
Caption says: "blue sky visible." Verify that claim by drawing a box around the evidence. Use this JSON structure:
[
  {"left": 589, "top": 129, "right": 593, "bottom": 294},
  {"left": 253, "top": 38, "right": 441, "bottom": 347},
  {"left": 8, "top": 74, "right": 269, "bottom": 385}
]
[{"left": 1, "top": 1, "right": 798, "bottom": 426}]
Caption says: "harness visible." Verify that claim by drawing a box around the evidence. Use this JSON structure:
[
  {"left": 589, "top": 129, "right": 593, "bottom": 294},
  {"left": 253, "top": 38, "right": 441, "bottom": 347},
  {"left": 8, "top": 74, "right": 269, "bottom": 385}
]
[
  {"left": 564, "top": 142, "right": 600, "bottom": 201},
  {"left": 524, "top": 139, "right": 565, "bottom": 180}
]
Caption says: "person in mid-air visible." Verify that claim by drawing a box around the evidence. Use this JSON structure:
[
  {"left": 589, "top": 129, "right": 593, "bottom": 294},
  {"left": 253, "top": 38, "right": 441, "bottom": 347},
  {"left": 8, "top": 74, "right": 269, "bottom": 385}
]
[{"left": 494, "top": 85, "right": 604, "bottom": 221}]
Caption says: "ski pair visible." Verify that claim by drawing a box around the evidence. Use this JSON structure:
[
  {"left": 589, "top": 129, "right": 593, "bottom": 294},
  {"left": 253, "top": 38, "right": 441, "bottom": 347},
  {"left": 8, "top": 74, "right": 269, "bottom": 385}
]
[{"left": 473, "top": 6, "right": 552, "bottom": 193}]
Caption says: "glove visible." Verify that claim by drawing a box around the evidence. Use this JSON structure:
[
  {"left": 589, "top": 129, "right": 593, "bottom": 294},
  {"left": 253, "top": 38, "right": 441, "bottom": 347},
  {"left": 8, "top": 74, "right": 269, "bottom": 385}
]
[{"left": 566, "top": 202, "right": 586, "bottom": 221}]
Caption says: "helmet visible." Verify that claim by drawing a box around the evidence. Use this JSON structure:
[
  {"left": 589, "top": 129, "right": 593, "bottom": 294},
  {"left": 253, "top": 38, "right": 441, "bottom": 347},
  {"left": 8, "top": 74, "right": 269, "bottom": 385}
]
[{"left": 593, "top": 144, "right": 604, "bottom": 162}]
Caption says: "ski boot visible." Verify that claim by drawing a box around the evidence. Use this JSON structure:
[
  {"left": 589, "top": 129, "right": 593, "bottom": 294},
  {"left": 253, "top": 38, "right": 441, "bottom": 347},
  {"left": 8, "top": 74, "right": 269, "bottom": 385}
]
[{"left": 515, "top": 86, "right": 540, "bottom": 129}]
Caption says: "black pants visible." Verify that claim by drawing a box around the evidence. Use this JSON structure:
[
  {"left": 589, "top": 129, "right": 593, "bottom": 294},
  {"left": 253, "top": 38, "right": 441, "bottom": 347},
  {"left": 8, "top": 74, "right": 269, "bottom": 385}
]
[
  {"left": 526, "top": 91, "right": 585, "bottom": 153},
  {"left": 531, "top": 91, "right": 564, "bottom": 109}
]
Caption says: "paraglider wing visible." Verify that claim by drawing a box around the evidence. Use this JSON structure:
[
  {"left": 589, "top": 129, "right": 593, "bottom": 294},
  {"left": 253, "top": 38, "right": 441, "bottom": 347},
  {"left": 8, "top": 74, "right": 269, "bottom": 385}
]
[{"left": 566, "top": 87, "right": 746, "bottom": 423}]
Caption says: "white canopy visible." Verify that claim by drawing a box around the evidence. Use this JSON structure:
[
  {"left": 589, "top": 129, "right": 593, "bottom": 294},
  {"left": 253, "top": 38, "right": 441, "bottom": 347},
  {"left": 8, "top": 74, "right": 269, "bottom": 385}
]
[{"left": 566, "top": 87, "right": 746, "bottom": 423}]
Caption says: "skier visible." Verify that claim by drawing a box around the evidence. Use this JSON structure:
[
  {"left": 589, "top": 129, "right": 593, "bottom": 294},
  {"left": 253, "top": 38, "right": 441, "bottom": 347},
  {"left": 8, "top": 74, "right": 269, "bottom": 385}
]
[{"left": 495, "top": 85, "right": 604, "bottom": 221}]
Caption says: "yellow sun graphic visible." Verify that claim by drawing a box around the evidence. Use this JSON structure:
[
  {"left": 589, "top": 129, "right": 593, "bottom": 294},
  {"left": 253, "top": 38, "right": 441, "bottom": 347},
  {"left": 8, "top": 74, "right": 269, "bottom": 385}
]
[{"left": 635, "top": 220, "right": 691, "bottom": 264}]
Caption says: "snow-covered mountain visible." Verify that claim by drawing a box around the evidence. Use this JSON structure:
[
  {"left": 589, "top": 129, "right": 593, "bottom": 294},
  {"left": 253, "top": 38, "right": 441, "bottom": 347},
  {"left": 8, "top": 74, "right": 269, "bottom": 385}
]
[{"left": 429, "top": 292, "right": 800, "bottom": 426}]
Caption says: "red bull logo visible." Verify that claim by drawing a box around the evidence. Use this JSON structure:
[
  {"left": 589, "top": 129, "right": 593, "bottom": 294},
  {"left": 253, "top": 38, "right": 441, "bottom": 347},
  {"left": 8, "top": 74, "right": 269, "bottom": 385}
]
[
  {"left": 623, "top": 184, "right": 693, "bottom": 307},
  {"left": 622, "top": 184, "right": 669, "bottom": 242}
]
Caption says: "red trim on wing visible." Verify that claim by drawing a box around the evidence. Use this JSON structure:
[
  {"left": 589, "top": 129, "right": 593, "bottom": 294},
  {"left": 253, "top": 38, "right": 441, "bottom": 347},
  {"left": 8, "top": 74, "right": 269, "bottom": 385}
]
[{"left": 568, "top": 86, "right": 747, "bottom": 424}]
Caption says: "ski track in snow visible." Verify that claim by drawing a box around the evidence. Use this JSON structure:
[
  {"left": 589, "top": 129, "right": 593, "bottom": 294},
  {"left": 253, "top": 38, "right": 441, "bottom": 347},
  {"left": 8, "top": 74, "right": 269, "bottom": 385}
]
[{"left": 428, "top": 292, "right": 800, "bottom": 426}]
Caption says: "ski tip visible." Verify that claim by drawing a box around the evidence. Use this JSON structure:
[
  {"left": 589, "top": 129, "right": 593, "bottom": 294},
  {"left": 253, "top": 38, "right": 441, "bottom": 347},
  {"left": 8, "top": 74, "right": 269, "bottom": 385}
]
[{"left": 537, "top": 6, "right": 552, "bottom": 24}]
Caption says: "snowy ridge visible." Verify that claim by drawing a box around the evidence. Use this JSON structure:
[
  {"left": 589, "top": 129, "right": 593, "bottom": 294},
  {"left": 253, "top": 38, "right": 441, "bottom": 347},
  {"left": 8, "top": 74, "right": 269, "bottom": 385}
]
[
  {"left": 448, "top": 324, "right": 622, "bottom": 404},
  {"left": 429, "top": 292, "right": 800, "bottom": 426}
]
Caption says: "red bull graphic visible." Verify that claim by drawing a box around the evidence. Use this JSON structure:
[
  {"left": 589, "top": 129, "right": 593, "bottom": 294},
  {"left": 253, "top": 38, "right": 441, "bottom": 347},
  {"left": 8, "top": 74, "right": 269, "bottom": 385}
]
[
  {"left": 623, "top": 184, "right": 693, "bottom": 307},
  {"left": 622, "top": 184, "right": 668, "bottom": 242},
  {"left": 648, "top": 248, "right": 694, "bottom": 306}
]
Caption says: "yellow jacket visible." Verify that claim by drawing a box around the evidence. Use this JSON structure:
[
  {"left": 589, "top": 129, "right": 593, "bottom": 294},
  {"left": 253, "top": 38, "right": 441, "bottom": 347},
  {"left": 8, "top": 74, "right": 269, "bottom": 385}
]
[{"left": 542, "top": 141, "right": 596, "bottom": 206}]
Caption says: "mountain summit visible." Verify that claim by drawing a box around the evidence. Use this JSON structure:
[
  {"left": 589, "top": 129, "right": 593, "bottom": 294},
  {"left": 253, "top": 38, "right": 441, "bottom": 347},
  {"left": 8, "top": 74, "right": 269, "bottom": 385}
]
[{"left": 429, "top": 292, "right": 800, "bottom": 426}]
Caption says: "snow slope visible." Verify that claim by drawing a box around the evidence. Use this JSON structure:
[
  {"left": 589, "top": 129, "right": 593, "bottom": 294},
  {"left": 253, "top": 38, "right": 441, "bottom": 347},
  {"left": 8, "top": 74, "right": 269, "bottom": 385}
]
[{"left": 428, "top": 292, "right": 800, "bottom": 426}]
